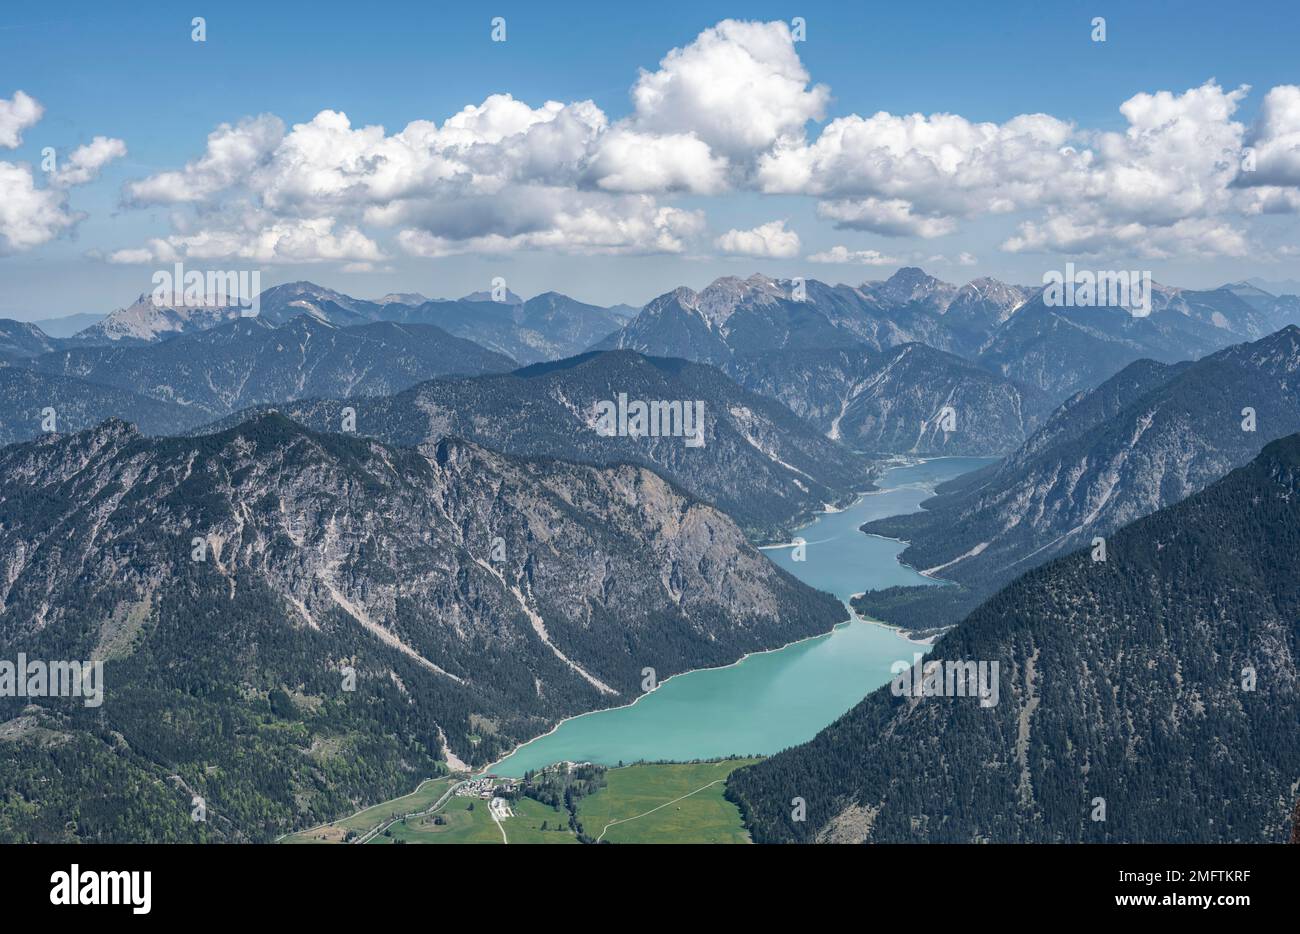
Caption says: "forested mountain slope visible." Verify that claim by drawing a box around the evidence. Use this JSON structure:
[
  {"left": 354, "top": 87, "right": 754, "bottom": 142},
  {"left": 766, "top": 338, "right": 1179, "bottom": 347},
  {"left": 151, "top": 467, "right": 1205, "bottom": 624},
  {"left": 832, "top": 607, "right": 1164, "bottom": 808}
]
[{"left": 730, "top": 435, "right": 1300, "bottom": 843}]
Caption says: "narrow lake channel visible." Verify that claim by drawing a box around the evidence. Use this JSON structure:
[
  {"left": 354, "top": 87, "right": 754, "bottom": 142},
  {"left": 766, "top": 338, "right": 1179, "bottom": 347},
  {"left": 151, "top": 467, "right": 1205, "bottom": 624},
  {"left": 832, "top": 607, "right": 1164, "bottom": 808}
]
[{"left": 487, "top": 456, "right": 996, "bottom": 776}]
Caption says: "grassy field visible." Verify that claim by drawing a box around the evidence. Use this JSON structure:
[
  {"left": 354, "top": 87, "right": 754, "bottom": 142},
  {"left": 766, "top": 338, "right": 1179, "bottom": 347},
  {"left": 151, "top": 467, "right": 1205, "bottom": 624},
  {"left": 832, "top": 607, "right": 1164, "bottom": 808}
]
[
  {"left": 576, "top": 759, "right": 758, "bottom": 844},
  {"left": 282, "top": 776, "right": 456, "bottom": 844},
  {"left": 370, "top": 797, "right": 504, "bottom": 844},
  {"left": 499, "top": 797, "right": 580, "bottom": 844},
  {"left": 282, "top": 758, "right": 759, "bottom": 844},
  {"left": 369, "top": 795, "right": 576, "bottom": 844}
]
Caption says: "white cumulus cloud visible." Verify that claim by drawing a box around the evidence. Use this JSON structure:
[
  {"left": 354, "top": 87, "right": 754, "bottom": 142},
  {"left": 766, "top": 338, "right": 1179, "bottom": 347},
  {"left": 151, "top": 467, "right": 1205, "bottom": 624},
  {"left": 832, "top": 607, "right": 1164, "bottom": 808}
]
[
  {"left": 398, "top": 195, "right": 704, "bottom": 257},
  {"left": 105, "top": 23, "right": 1300, "bottom": 265},
  {"left": 107, "top": 215, "right": 384, "bottom": 265},
  {"left": 715, "top": 220, "right": 801, "bottom": 258},
  {"left": 817, "top": 198, "right": 958, "bottom": 238},
  {"left": 0, "top": 93, "right": 126, "bottom": 254},
  {"left": 124, "top": 114, "right": 285, "bottom": 205},
  {"left": 629, "top": 19, "right": 828, "bottom": 158},
  {"left": 0, "top": 162, "right": 80, "bottom": 253},
  {"left": 588, "top": 129, "right": 727, "bottom": 194},
  {"left": 0, "top": 90, "right": 42, "bottom": 149},
  {"left": 807, "top": 245, "right": 901, "bottom": 265},
  {"left": 1240, "top": 84, "right": 1300, "bottom": 188},
  {"left": 50, "top": 136, "right": 128, "bottom": 188}
]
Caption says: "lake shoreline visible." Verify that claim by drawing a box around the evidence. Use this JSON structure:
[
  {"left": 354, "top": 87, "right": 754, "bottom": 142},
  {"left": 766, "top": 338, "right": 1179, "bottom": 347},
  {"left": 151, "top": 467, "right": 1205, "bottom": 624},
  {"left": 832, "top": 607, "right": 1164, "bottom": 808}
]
[
  {"left": 478, "top": 613, "right": 861, "bottom": 776},
  {"left": 479, "top": 454, "right": 994, "bottom": 777}
]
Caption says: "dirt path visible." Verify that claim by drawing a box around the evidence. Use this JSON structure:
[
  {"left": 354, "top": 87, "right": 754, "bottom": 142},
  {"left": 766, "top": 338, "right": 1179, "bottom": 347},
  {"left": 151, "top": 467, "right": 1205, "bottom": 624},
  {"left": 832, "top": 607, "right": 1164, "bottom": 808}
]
[
  {"left": 491, "top": 808, "right": 509, "bottom": 844},
  {"left": 595, "top": 779, "right": 725, "bottom": 843}
]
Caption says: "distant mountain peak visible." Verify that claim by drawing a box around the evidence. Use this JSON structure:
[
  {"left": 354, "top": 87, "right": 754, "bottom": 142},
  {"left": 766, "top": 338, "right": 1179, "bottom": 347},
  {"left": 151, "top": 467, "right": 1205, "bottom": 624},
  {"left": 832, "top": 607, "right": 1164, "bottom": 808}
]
[
  {"left": 693, "top": 274, "right": 789, "bottom": 325},
  {"left": 375, "top": 291, "right": 430, "bottom": 306},
  {"left": 866, "top": 266, "right": 957, "bottom": 310},
  {"left": 886, "top": 265, "right": 932, "bottom": 283},
  {"left": 460, "top": 288, "right": 523, "bottom": 305},
  {"left": 962, "top": 275, "right": 1019, "bottom": 296},
  {"left": 523, "top": 290, "right": 602, "bottom": 313},
  {"left": 261, "top": 280, "right": 353, "bottom": 304},
  {"left": 74, "top": 292, "right": 245, "bottom": 343},
  {"left": 1219, "top": 279, "right": 1275, "bottom": 295},
  {"left": 70, "top": 417, "right": 141, "bottom": 445}
]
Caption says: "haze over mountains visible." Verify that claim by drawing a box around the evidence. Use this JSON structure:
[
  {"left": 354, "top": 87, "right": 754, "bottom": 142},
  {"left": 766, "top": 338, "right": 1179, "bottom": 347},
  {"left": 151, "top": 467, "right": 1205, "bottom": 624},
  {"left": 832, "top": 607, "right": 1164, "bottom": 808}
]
[
  {"left": 1, "top": 265, "right": 1298, "bottom": 844},
  {"left": 63, "top": 281, "right": 626, "bottom": 366},
  {"left": 10, "top": 266, "right": 1295, "bottom": 427},
  {"left": 0, "top": 319, "right": 59, "bottom": 359},
  {"left": 26, "top": 313, "right": 105, "bottom": 339},
  {"left": 594, "top": 267, "right": 1293, "bottom": 406},
  {"left": 0, "top": 367, "right": 194, "bottom": 445},
  {"left": 730, "top": 434, "right": 1300, "bottom": 843},
  {"left": 27, "top": 316, "right": 516, "bottom": 421},
  {"left": 976, "top": 283, "right": 1277, "bottom": 399},
  {"left": 8, "top": 267, "right": 1299, "bottom": 585}
]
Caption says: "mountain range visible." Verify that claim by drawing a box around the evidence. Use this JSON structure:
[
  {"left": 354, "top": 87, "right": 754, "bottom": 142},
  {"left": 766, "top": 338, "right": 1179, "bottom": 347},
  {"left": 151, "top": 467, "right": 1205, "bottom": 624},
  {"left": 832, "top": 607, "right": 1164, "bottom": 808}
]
[
  {"left": 724, "top": 342, "right": 1052, "bottom": 455},
  {"left": 596, "top": 268, "right": 1295, "bottom": 407},
  {"left": 729, "top": 434, "right": 1300, "bottom": 843},
  {"left": 592, "top": 272, "right": 953, "bottom": 364},
  {"left": 974, "top": 283, "right": 1277, "bottom": 400},
  {"left": 857, "top": 325, "right": 1300, "bottom": 632},
  {"left": 198, "top": 350, "right": 876, "bottom": 541},
  {"left": 63, "top": 282, "right": 627, "bottom": 366},
  {"left": 13, "top": 267, "right": 1296, "bottom": 434},
  {"left": 0, "top": 367, "right": 195, "bottom": 445},
  {"left": 0, "top": 319, "right": 58, "bottom": 360},
  {"left": 3, "top": 265, "right": 1299, "bottom": 846},
  {"left": 0, "top": 413, "right": 844, "bottom": 841},
  {"left": 25, "top": 315, "right": 516, "bottom": 422}
]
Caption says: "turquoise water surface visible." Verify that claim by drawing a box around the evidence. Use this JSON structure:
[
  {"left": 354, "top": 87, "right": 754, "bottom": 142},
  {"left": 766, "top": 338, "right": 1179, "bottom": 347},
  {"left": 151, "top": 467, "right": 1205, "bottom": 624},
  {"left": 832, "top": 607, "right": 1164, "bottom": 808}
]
[{"left": 488, "top": 457, "right": 995, "bottom": 776}]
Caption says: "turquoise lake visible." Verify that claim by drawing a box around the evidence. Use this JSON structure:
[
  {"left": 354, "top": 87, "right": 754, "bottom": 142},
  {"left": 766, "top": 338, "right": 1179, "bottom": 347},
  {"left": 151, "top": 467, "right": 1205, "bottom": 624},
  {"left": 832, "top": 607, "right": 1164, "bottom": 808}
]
[{"left": 488, "top": 456, "right": 995, "bottom": 776}]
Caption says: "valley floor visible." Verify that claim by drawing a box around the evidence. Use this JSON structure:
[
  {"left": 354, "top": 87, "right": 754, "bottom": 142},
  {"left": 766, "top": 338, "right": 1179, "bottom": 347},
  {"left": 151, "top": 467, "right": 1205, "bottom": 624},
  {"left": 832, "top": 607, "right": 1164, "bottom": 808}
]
[{"left": 280, "top": 759, "right": 758, "bottom": 845}]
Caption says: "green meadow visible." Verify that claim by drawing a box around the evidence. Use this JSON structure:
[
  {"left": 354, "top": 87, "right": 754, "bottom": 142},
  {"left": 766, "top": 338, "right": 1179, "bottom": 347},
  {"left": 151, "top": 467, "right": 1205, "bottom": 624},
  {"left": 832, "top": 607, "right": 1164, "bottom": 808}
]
[
  {"left": 576, "top": 759, "right": 758, "bottom": 844},
  {"left": 370, "top": 794, "right": 575, "bottom": 844},
  {"left": 281, "top": 759, "right": 758, "bottom": 844},
  {"left": 282, "top": 776, "right": 456, "bottom": 844},
  {"left": 370, "top": 797, "right": 505, "bottom": 844}
]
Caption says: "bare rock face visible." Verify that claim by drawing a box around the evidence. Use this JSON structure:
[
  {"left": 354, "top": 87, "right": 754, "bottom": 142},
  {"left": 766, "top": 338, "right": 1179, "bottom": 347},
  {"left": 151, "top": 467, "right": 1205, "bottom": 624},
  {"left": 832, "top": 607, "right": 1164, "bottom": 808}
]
[
  {"left": 594, "top": 272, "right": 956, "bottom": 364},
  {"left": 194, "top": 350, "right": 876, "bottom": 542},
  {"left": 71, "top": 293, "right": 245, "bottom": 344},
  {"left": 0, "top": 413, "right": 844, "bottom": 840},
  {"left": 861, "top": 266, "right": 959, "bottom": 315},
  {"left": 725, "top": 342, "right": 1051, "bottom": 456}
]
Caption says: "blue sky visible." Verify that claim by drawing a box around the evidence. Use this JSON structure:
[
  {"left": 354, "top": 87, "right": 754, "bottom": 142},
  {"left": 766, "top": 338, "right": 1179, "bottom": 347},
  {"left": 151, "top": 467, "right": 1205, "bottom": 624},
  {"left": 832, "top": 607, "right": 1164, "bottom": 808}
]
[{"left": 2, "top": 0, "right": 1299, "bottom": 318}]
